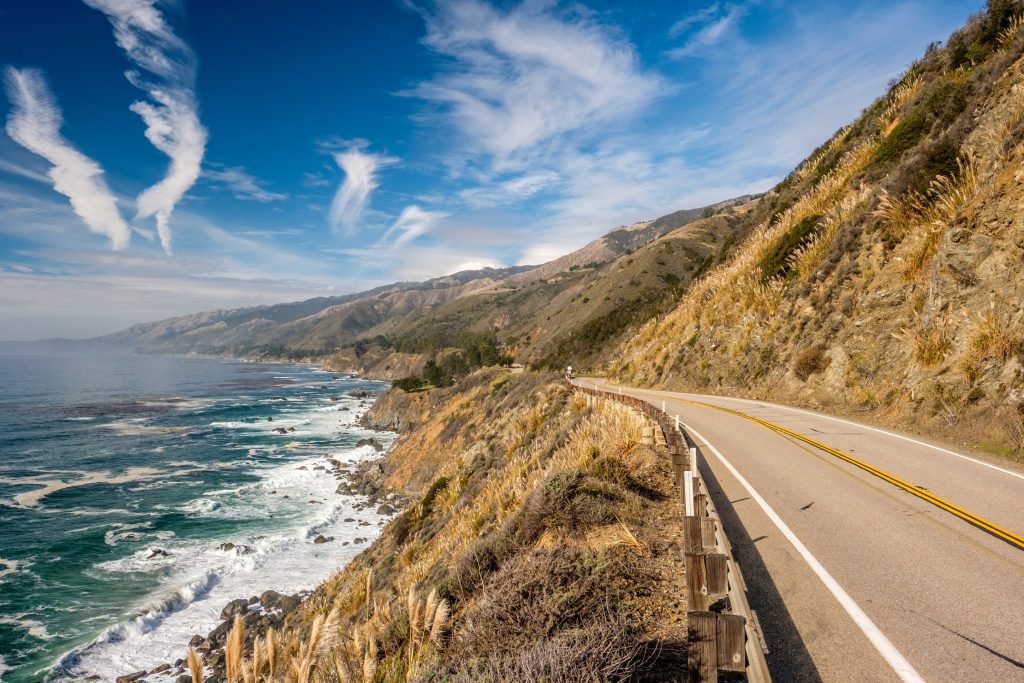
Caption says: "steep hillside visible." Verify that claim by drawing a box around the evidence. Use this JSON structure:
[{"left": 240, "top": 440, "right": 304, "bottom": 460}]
[
  {"left": 615, "top": 2, "right": 1024, "bottom": 460},
  {"left": 193, "top": 371, "right": 690, "bottom": 680}
]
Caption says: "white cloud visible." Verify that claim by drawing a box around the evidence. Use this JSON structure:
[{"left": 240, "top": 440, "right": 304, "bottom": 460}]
[
  {"left": 379, "top": 205, "right": 448, "bottom": 248},
  {"left": 3, "top": 67, "right": 131, "bottom": 250},
  {"left": 410, "top": 0, "right": 663, "bottom": 165},
  {"left": 667, "top": 2, "right": 747, "bottom": 59},
  {"left": 84, "top": 0, "right": 208, "bottom": 255},
  {"left": 204, "top": 164, "right": 288, "bottom": 202},
  {"left": 328, "top": 144, "right": 396, "bottom": 235}
]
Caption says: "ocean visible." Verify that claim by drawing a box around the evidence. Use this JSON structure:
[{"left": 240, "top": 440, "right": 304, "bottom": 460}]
[{"left": 0, "top": 353, "right": 393, "bottom": 681}]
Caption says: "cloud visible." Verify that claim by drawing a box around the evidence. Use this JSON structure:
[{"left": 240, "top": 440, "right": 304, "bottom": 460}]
[
  {"left": 409, "top": 0, "right": 663, "bottom": 165},
  {"left": 203, "top": 164, "right": 288, "bottom": 202},
  {"left": 3, "top": 67, "right": 131, "bottom": 250},
  {"left": 457, "top": 170, "right": 560, "bottom": 207},
  {"left": 667, "top": 3, "right": 747, "bottom": 59},
  {"left": 328, "top": 143, "right": 396, "bottom": 235},
  {"left": 84, "top": 0, "right": 207, "bottom": 255},
  {"left": 380, "top": 205, "right": 448, "bottom": 248}
]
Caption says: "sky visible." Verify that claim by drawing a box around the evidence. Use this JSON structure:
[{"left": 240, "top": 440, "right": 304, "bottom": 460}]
[{"left": 0, "top": 0, "right": 982, "bottom": 340}]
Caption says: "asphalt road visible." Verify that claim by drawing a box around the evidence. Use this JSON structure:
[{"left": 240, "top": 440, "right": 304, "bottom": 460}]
[{"left": 576, "top": 378, "right": 1024, "bottom": 683}]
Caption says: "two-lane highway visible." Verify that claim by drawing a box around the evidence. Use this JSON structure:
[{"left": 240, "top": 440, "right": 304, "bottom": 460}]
[{"left": 576, "top": 378, "right": 1024, "bottom": 682}]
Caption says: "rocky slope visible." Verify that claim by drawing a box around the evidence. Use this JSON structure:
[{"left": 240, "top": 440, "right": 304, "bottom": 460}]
[
  {"left": 178, "top": 370, "right": 689, "bottom": 681},
  {"left": 615, "top": 2, "right": 1024, "bottom": 461}
]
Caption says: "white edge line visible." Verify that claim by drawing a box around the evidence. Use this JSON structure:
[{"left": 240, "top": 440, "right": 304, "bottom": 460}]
[
  {"left": 683, "top": 420, "right": 925, "bottom": 683},
  {"left": 691, "top": 393, "right": 1024, "bottom": 482},
  {"left": 596, "top": 377, "right": 1024, "bottom": 482}
]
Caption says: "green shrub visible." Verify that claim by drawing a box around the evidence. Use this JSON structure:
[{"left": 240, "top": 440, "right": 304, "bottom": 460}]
[
  {"left": 759, "top": 214, "right": 821, "bottom": 281},
  {"left": 873, "top": 109, "right": 930, "bottom": 166},
  {"left": 393, "top": 375, "right": 426, "bottom": 392}
]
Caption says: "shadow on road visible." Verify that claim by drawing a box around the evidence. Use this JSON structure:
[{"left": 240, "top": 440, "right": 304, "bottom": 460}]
[{"left": 698, "top": 457, "right": 824, "bottom": 683}]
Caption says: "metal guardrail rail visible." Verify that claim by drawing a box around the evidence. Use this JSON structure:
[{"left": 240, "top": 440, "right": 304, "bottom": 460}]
[{"left": 572, "top": 383, "right": 771, "bottom": 683}]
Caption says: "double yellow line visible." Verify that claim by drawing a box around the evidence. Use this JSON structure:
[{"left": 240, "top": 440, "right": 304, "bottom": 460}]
[{"left": 668, "top": 395, "right": 1024, "bottom": 551}]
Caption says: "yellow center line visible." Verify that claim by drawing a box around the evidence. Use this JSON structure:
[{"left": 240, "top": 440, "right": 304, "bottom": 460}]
[{"left": 609, "top": 383, "right": 1024, "bottom": 551}]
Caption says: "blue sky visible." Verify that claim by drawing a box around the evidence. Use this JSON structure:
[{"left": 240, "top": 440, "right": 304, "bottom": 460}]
[{"left": 0, "top": 0, "right": 981, "bottom": 340}]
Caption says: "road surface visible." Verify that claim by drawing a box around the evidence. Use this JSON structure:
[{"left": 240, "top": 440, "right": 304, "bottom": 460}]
[{"left": 576, "top": 378, "right": 1024, "bottom": 683}]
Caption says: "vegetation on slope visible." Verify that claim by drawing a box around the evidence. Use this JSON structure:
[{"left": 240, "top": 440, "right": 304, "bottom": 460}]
[
  {"left": 615, "top": 0, "right": 1024, "bottom": 460},
  {"left": 211, "top": 371, "right": 689, "bottom": 681}
]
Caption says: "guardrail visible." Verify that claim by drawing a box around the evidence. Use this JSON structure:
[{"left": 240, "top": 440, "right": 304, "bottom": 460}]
[{"left": 572, "top": 382, "right": 771, "bottom": 683}]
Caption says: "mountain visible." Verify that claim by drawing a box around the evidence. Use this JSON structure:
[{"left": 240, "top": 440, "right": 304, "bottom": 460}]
[
  {"left": 613, "top": 2, "right": 1024, "bottom": 459},
  {"left": 85, "top": 195, "right": 755, "bottom": 371}
]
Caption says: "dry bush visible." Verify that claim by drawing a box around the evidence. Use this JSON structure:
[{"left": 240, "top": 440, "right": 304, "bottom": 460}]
[
  {"left": 447, "top": 612, "right": 643, "bottom": 683},
  {"left": 959, "top": 304, "right": 1024, "bottom": 379},
  {"left": 793, "top": 344, "right": 831, "bottom": 381},
  {"left": 896, "top": 318, "right": 955, "bottom": 366}
]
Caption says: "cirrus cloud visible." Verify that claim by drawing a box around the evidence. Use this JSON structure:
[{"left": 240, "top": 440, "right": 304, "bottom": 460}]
[{"left": 3, "top": 67, "right": 131, "bottom": 250}]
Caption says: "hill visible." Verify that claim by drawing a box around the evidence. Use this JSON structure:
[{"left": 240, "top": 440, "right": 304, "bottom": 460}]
[
  {"left": 84, "top": 196, "right": 755, "bottom": 375},
  {"left": 614, "top": 1, "right": 1024, "bottom": 460}
]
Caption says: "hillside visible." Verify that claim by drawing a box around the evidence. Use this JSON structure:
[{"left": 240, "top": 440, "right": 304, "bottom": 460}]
[
  {"left": 86, "top": 196, "right": 754, "bottom": 374},
  {"left": 187, "top": 371, "right": 691, "bottom": 680},
  {"left": 614, "top": 2, "right": 1024, "bottom": 461}
]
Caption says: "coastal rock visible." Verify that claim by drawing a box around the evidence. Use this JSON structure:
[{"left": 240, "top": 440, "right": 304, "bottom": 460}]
[
  {"left": 151, "top": 663, "right": 171, "bottom": 674},
  {"left": 273, "top": 427, "right": 288, "bottom": 434},
  {"left": 349, "top": 389, "right": 370, "bottom": 398},
  {"left": 259, "top": 590, "right": 301, "bottom": 614},
  {"left": 221, "top": 598, "right": 249, "bottom": 620},
  {"left": 376, "top": 503, "right": 395, "bottom": 515},
  {"left": 267, "top": 416, "right": 274, "bottom": 422},
  {"left": 356, "top": 437, "right": 384, "bottom": 451},
  {"left": 116, "top": 672, "right": 147, "bottom": 683},
  {"left": 188, "top": 634, "right": 204, "bottom": 647},
  {"left": 147, "top": 548, "right": 171, "bottom": 559},
  {"left": 313, "top": 534, "right": 334, "bottom": 544},
  {"left": 176, "top": 675, "right": 192, "bottom": 683}
]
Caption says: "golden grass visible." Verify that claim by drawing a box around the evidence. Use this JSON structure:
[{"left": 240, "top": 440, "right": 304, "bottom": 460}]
[
  {"left": 874, "top": 155, "right": 978, "bottom": 281},
  {"left": 615, "top": 137, "right": 879, "bottom": 384},
  {"left": 960, "top": 304, "right": 1024, "bottom": 379},
  {"left": 895, "top": 315, "right": 955, "bottom": 367},
  {"left": 187, "top": 648, "right": 203, "bottom": 683},
  {"left": 877, "top": 74, "right": 924, "bottom": 136},
  {"left": 999, "top": 13, "right": 1024, "bottom": 47}
]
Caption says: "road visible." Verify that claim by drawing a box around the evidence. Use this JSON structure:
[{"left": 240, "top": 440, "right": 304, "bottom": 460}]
[{"left": 575, "top": 378, "right": 1024, "bottom": 683}]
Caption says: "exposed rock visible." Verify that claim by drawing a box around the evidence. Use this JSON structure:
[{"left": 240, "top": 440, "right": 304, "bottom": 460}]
[
  {"left": 115, "top": 672, "right": 146, "bottom": 683},
  {"left": 273, "top": 427, "right": 288, "bottom": 434},
  {"left": 151, "top": 663, "right": 171, "bottom": 674},
  {"left": 349, "top": 389, "right": 370, "bottom": 398},
  {"left": 188, "top": 634, "right": 204, "bottom": 647},
  {"left": 356, "top": 437, "right": 384, "bottom": 451},
  {"left": 221, "top": 598, "right": 249, "bottom": 620},
  {"left": 267, "top": 416, "right": 274, "bottom": 422},
  {"left": 376, "top": 503, "right": 395, "bottom": 515},
  {"left": 147, "top": 548, "right": 171, "bottom": 559},
  {"left": 313, "top": 534, "right": 334, "bottom": 544}
]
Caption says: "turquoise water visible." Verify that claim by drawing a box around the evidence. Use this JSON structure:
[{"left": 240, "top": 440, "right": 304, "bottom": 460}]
[{"left": 0, "top": 353, "right": 390, "bottom": 681}]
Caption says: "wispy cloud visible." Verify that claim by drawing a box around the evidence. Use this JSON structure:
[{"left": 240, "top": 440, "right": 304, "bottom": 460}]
[
  {"left": 380, "top": 205, "right": 448, "bottom": 248},
  {"left": 3, "top": 67, "right": 131, "bottom": 250},
  {"left": 84, "top": 0, "right": 207, "bottom": 255},
  {"left": 409, "top": 0, "right": 663, "bottom": 166},
  {"left": 327, "top": 142, "right": 396, "bottom": 235},
  {"left": 203, "top": 164, "right": 288, "bottom": 202},
  {"left": 667, "top": 2, "right": 747, "bottom": 59}
]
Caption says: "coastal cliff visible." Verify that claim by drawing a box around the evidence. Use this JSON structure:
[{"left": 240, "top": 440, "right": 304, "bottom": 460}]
[{"left": 179, "top": 370, "right": 690, "bottom": 681}]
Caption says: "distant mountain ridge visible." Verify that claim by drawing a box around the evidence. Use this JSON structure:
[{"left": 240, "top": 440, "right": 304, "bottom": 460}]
[{"left": 26, "top": 194, "right": 755, "bottom": 367}]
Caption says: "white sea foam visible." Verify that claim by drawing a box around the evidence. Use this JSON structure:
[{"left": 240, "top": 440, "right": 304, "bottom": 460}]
[
  {"left": 0, "top": 614, "right": 54, "bottom": 641},
  {"left": 0, "top": 655, "right": 10, "bottom": 681},
  {"left": 0, "top": 558, "right": 20, "bottom": 582},
  {"left": 49, "top": 398, "right": 395, "bottom": 681}
]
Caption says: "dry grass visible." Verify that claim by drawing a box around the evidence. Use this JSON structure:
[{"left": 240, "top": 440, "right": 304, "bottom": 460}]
[
  {"left": 895, "top": 315, "right": 955, "bottom": 367},
  {"left": 877, "top": 73, "right": 924, "bottom": 135},
  {"left": 959, "top": 304, "right": 1024, "bottom": 379},
  {"left": 874, "top": 155, "right": 978, "bottom": 281},
  {"left": 999, "top": 13, "right": 1024, "bottom": 47},
  {"left": 616, "top": 137, "right": 878, "bottom": 384}
]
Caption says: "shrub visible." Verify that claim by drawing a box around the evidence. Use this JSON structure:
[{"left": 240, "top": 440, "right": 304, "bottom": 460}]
[
  {"left": 759, "top": 214, "right": 822, "bottom": 281},
  {"left": 793, "top": 344, "right": 830, "bottom": 381},
  {"left": 873, "top": 109, "right": 929, "bottom": 166},
  {"left": 393, "top": 375, "right": 426, "bottom": 392}
]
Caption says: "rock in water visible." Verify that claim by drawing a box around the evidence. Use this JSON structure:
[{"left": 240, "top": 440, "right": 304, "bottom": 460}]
[
  {"left": 116, "top": 672, "right": 147, "bottom": 683},
  {"left": 376, "top": 503, "right": 395, "bottom": 515}
]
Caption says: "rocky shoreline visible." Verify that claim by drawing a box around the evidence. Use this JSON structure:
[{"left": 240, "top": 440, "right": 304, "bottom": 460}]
[{"left": 112, "top": 389, "right": 409, "bottom": 683}]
